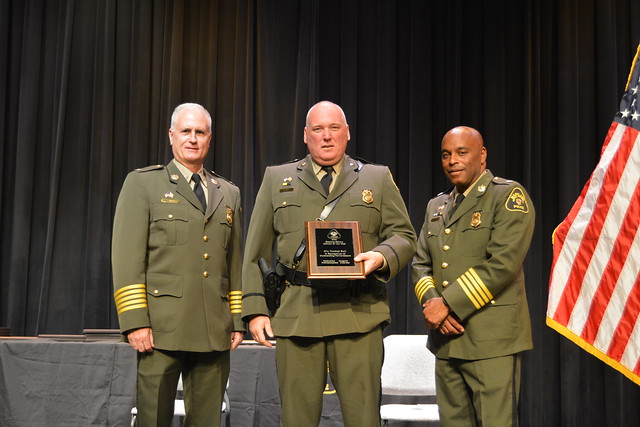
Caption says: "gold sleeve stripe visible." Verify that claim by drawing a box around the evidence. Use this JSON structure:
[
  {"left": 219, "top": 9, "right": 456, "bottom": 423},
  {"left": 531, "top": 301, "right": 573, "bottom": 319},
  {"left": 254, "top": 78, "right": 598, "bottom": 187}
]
[
  {"left": 114, "top": 284, "right": 146, "bottom": 299},
  {"left": 114, "top": 284, "right": 148, "bottom": 315},
  {"left": 467, "top": 268, "right": 493, "bottom": 302},
  {"left": 460, "top": 271, "right": 487, "bottom": 304},
  {"left": 458, "top": 275, "right": 482, "bottom": 310},
  {"left": 114, "top": 290, "right": 146, "bottom": 306},
  {"left": 414, "top": 276, "right": 435, "bottom": 302},
  {"left": 228, "top": 291, "right": 242, "bottom": 314},
  {"left": 118, "top": 303, "right": 149, "bottom": 314},
  {"left": 116, "top": 298, "right": 148, "bottom": 315}
]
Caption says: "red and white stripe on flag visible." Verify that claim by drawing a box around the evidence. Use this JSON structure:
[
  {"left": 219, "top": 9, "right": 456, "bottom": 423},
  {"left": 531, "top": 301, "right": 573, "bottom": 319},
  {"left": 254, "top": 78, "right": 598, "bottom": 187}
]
[{"left": 547, "top": 43, "right": 640, "bottom": 386}]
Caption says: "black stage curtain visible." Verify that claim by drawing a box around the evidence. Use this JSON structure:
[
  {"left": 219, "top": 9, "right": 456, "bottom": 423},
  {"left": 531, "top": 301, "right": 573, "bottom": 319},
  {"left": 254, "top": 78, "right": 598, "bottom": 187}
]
[{"left": 1, "top": 0, "right": 640, "bottom": 425}]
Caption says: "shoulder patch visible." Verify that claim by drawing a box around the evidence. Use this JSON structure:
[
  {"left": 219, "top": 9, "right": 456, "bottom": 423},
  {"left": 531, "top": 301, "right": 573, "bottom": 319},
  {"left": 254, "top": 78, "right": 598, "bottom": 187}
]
[
  {"left": 387, "top": 169, "right": 400, "bottom": 191},
  {"left": 492, "top": 176, "right": 513, "bottom": 185},
  {"left": 135, "top": 164, "right": 164, "bottom": 173},
  {"left": 505, "top": 187, "right": 530, "bottom": 213}
]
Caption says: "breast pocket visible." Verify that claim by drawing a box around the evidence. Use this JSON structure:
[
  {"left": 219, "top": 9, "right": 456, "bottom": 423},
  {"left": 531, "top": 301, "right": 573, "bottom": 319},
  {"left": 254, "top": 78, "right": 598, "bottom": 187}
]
[
  {"left": 460, "top": 210, "right": 494, "bottom": 257},
  {"left": 425, "top": 213, "right": 444, "bottom": 238},
  {"left": 211, "top": 207, "right": 233, "bottom": 249},
  {"left": 348, "top": 189, "right": 381, "bottom": 234},
  {"left": 273, "top": 190, "right": 304, "bottom": 234},
  {"left": 150, "top": 204, "right": 189, "bottom": 246}
]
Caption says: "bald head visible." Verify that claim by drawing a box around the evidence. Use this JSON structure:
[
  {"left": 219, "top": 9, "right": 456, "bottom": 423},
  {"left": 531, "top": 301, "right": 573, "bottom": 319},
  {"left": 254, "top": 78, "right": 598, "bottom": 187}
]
[
  {"left": 443, "top": 126, "right": 483, "bottom": 146},
  {"left": 441, "top": 126, "right": 487, "bottom": 193},
  {"left": 303, "top": 101, "right": 350, "bottom": 166},
  {"left": 305, "top": 101, "right": 348, "bottom": 127}
]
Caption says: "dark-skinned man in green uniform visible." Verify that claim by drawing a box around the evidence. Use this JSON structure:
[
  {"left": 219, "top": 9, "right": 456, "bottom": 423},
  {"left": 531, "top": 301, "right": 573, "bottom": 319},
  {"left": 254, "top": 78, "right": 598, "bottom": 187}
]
[
  {"left": 412, "top": 126, "right": 535, "bottom": 426},
  {"left": 112, "top": 103, "right": 244, "bottom": 427},
  {"left": 242, "top": 101, "right": 416, "bottom": 426}
]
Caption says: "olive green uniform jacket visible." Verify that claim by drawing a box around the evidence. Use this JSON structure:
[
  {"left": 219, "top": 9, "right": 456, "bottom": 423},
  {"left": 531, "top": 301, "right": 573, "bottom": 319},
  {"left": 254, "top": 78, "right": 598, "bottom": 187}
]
[
  {"left": 112, "top": 160, "right": 244, "bottom": 352},
  {"left": 242, "top": 154, "right": 416, "bottom": 337},
  {"left": 412, "top": 170, "right": 535, "bottom": 360}
]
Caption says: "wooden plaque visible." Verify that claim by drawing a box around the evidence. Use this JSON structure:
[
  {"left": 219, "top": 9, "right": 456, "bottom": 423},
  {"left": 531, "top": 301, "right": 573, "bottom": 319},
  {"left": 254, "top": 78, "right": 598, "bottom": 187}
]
[{"left": 305, "top": 220, "right": 366, "bottom": 279}]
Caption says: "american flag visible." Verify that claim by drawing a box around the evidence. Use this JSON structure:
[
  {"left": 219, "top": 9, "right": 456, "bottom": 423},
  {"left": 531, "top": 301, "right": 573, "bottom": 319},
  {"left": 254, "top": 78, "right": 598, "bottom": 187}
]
[{"left": 547, "top": 43, "right": 640, "bottom": 386}]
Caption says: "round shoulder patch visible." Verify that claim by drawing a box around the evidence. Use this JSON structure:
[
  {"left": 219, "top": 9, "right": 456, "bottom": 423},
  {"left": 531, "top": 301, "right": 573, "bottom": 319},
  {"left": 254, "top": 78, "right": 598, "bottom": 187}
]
[{"left": 505, "top": 187, "right": 529, "bottom": 213}]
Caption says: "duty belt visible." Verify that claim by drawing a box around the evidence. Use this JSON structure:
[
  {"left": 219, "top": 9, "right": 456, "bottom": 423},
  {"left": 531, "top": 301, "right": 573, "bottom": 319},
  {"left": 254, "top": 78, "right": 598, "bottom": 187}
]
[
  {"left": 276, "top": 262, "right": 354, "bottom": 290},
  {"left": 276, "top": 262, "right": 311, "bottom": 287}
]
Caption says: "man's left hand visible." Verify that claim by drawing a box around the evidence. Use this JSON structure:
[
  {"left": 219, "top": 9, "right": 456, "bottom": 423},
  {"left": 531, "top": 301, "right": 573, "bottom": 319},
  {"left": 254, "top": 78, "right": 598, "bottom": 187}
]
[
  {"left": 230, "top": 331, "right": 243, "bottom": 350},
  {"left": 354, "top": 251, "right": 385, "bottom": 275},
  {"left": 438, "top": 315, "right": 464, "bottom": 336}
]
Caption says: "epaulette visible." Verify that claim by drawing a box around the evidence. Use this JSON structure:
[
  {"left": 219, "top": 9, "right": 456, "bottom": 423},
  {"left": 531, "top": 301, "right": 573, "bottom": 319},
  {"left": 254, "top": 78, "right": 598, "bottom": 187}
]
[
  {"left": 350, "top": 155, "right": 373, "bottom": 165},
  {"left": 267, "top": 158, "right": 300, "bottom": 168},
  {"left": 135, "top": 164, "right": 164, "bottom": 173},
  {"left": 492, "top": 176, "right": 514, "bottom": 185},
  {"left": 436, "top": 186, "right": 455, "bottom": 197},
  {"left": 210, "top": 170, "right": 236, "bottom": 186}
]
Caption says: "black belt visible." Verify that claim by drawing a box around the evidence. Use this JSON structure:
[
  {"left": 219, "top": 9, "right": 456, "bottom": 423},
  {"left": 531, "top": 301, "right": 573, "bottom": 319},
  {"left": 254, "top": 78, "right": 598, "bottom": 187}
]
[
  {"left": 276, "top": 262, "right": 355, "bottom": 290},
  {"left": 276, "top": 262, "right": 311, "bottom": 287}
]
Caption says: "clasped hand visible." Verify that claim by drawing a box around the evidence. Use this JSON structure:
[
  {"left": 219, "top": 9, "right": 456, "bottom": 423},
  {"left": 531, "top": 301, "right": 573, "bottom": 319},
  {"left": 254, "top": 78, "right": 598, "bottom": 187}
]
[{"left": 423, "top": 297, "right": 464, "bottom": 336}]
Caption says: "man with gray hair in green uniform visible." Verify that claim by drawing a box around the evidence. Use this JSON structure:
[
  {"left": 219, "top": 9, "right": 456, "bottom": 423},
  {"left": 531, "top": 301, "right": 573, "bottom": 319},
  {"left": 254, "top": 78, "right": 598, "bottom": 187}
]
[
  {"left": 413, "top": 126, "right": 535, "bottom": 426},
  {"left": 112, "top": 103, "right": 244, "bottom": 427}
]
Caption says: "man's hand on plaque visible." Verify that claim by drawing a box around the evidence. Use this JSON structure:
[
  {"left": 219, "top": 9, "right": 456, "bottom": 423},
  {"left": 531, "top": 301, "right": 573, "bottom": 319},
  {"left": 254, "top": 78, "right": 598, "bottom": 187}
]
[{"left": 353, "top": 251, "right": 385, "bottom": 275}]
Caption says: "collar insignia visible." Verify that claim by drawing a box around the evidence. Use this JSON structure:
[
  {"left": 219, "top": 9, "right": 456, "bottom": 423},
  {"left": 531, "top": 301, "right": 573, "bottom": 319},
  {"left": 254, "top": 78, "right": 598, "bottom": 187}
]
[
  {"left": 477, "top": 185, "right": 486, "bottom": 193},
  {"left": 170, "top": 174, "right": 180, "bottom": 181}
]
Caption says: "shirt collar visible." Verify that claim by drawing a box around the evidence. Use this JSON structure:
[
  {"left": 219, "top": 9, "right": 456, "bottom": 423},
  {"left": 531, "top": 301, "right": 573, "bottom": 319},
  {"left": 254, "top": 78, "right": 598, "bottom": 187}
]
[
  {"left": 310, "top": 156, "right": 344, "bottom": 176},
  {"left": 172, "top": 159, "right": 207, "bottom": 188}
]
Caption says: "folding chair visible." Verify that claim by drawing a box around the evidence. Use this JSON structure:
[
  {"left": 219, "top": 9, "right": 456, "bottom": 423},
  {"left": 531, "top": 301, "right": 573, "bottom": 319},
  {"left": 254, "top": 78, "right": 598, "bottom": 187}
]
[
  {"left": 130, "top": 376, "right": 231, "bottom": 426},
  {"left": 380, "top": 334, "right": 440, "bottom": 426}
]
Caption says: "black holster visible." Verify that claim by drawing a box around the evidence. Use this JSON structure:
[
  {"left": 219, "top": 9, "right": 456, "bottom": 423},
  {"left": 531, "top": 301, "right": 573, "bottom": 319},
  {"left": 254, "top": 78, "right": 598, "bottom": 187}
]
[{"left": 259, "top": 258, "right": 284, "bottom": 317}]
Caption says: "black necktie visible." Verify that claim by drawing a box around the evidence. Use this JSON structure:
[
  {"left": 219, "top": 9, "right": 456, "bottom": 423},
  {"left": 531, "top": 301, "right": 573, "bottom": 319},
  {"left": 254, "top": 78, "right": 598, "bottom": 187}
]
[
  {"left": 320, "top": 166, "right": 334, "bottom": 195},
  {"left": 192, "top": 173, "right": 206, "bottom": 210},
  {"left": 449, "top": 193, "right": 464, "bottom": 219}
]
